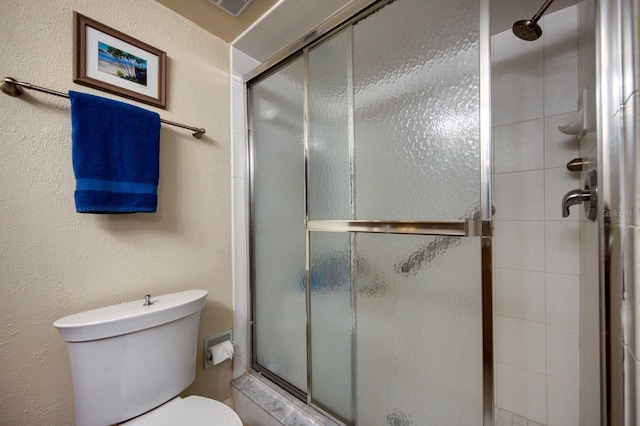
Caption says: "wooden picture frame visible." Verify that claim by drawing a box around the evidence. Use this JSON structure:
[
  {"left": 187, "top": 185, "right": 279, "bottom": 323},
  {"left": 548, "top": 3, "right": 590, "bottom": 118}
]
[{"left": 73, "top": 12, "right": 167, "bottom": 109}]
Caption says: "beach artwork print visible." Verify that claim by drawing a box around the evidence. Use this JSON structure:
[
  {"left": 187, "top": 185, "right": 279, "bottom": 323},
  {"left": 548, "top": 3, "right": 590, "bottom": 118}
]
[
  {"left": 75, "top": 12, "right": 166, "bottom": 107},
  {"left": 98, "top": 42, "right": 148, "bottom": 86}
]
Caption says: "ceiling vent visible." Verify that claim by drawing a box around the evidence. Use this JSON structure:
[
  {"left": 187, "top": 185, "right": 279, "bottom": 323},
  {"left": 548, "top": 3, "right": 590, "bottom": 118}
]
[{"left": 208, "top": 0, "right": 254, "bottom": 17}]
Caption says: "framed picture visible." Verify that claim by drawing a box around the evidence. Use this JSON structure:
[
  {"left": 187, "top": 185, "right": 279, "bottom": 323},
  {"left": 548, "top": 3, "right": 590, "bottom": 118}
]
[{"left": 73, "top": 12, "right": 166, "bottom": 109}]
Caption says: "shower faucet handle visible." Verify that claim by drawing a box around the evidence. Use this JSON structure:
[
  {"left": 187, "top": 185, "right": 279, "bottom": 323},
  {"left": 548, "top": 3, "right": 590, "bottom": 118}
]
[
  {"left": 561, "top": 170, "right": 597, "bottom": 221},
  {"left": 562, "top": 189, "right": 590, "bottom": 217}
]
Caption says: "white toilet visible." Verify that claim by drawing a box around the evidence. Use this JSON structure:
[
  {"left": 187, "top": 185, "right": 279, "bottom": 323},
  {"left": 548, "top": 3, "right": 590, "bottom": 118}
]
[{"left": 54, "top": 290, "right": 242, "bottom": 426}]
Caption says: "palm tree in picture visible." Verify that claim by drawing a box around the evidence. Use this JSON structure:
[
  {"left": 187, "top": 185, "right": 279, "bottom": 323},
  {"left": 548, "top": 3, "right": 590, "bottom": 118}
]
[{"left": 105, "top": 46, "right": 146, "bottom": 85}]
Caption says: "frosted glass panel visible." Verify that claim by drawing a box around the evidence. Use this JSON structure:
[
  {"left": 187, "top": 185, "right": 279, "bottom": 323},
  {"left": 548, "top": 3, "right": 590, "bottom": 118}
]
[
  {"left": 309, "top": 232, "right": 353, "bottom": 422},
  {"left": 250, "top": 0, "right": 487, "bottom": 421},
  {"left": 355, "top": 234, "right": 483, "bottom": 424},
  {"left": 353, "top": 0, "right": 480, "bottom": 221},
  {"left": 308, "top": 28, "right": 352, "bottom": 220},
  {"left": 251, "top": 57, "right": 307, "bottom": 392}
]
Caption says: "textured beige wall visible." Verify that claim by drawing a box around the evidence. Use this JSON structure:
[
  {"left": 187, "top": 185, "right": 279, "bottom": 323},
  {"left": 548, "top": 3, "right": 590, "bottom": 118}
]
[{"left": 0, "top": 0, "right": 231, "bottom": 424}]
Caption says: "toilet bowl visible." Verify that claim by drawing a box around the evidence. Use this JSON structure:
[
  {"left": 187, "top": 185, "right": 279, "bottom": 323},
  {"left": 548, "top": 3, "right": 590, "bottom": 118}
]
[{"left": 54, "top": 290, "right": 242, "bottom": 426}]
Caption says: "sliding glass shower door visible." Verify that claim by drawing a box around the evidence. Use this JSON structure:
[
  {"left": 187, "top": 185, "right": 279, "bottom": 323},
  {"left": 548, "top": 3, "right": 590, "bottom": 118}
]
[{"left": 249, "top": 0, "right": 492, "bottom": 424}]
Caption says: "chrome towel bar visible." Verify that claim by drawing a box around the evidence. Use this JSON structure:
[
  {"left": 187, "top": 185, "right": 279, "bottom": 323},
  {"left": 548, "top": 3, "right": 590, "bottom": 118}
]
[{"left": 1, "top": 77, "right": 206, "bottom": 139}]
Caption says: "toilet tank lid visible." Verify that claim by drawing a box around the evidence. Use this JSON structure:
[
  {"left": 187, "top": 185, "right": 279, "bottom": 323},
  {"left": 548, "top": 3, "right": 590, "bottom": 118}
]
[{"left": 53, "top": 290, "right": 208, "bottom": 342}]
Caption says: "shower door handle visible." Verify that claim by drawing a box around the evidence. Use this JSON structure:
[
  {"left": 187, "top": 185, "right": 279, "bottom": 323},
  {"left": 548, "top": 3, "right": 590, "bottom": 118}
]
[{"left": 561, "top": 170, "right": 597, "bottom": 220}]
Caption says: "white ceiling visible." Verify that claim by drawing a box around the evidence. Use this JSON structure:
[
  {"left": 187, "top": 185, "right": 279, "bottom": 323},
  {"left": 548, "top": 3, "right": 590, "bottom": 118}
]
[
  {"left": 232, "top": 0, "right": 355, "bottom": 62},
  {"left": 156, "top": 0, "right": 279, "bottom": 42},
  {"left": 233, "top": 0, "right": 578, "bottom": 63}
]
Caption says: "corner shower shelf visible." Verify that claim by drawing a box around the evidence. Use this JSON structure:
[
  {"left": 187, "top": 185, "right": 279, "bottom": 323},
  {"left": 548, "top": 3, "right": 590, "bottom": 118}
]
[{"left": 558, "top": 88, "right": 588, "bottom": 138}]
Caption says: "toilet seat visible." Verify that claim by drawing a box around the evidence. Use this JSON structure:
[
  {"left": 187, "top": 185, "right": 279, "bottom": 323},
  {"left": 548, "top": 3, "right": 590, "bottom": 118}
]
[{"left": 121, "top": 396, "right": 243, "bottom": 426}]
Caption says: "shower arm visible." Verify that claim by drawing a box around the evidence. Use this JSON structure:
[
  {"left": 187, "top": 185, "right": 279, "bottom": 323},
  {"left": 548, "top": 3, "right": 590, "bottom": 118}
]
[{"left": 531, "top": 0, "right": 555, "bottom": 23}]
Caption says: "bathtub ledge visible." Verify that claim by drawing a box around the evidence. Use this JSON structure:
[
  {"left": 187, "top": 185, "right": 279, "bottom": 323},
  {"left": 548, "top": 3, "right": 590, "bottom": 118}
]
[{"left": 231, "top": 374, "right": 341, "bottom": 426}]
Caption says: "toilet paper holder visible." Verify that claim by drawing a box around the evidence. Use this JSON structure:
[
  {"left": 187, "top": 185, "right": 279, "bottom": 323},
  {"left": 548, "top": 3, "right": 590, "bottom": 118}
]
[{"left": 203, "top": 330, "right": 234, "bottom": 369}]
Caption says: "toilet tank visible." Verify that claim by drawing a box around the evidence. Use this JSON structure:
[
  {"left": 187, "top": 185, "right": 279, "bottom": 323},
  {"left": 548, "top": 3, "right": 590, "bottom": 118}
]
[{"left": 54, "top": 290, "right": 208, "bottom": 426}]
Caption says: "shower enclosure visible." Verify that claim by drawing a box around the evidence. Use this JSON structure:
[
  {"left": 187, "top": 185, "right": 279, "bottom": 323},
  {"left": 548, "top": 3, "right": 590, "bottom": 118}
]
[{"left": 247, "top": 0, "right": 492, "bottom": 423}]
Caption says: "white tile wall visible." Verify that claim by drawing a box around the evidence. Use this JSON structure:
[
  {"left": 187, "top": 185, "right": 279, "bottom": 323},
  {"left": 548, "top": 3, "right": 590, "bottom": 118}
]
[
  {"left": 493, "top": 67, "right": 544, "bottom": 127},
  {"left": 544, "top": 221, "right": 580, "bottom": 274},
  {"left": 547, "top": 377, "right": 580, "bottom": 426},
  {"left": 496, "top": 315, "right": 547, "bottom": 374},
  {"left": 546, "top": 325, "right": 580, "bottom": 383},
  {"left": 496, "top": 363, "right": 547, "bottom": 424},
  {"left": 543, "top": 112, "right": 580, "bottom": 169},
  {"left": 494, "top": 171, "right": 545, "bottom": 221},
  {"left": 494, "top": 119, "right": 544, "bottom": 173},
  {"left": 543, "top": 57, "right": 579, "bottom": 116},
  {"left": 545, "top": 273, "right": 579, "bottom": 329},
  {"left": 492, "top": 5, "right": 581, "bottom": 425},
  {"left": 494, "top": 221, "right": 545, "bottom": 271},
  {"left": 543, "top": 7, "right": 579, "bottom": 64},
  {"left": 492, "top": 30, "right": 544, "bottom": 80},
  {"left": 495, "top": 268, "right": 546, "bottom": 323}
]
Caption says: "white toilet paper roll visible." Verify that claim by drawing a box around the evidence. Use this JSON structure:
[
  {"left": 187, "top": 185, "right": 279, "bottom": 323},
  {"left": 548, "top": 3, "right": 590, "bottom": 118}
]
[{"left": 207, "top": 340, "right": 234, "bottom": 366}]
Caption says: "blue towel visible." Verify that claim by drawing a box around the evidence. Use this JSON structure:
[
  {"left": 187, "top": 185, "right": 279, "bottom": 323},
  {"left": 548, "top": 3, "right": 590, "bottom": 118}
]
[{"left": 69, "top": 91, "right": 161, "bottom": 213}]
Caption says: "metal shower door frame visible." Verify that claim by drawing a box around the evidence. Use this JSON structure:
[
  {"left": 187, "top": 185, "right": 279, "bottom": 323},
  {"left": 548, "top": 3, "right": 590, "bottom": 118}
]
[
  {"left": 246, "top": 0, "right": 494, "bottom": 424},
  {"left": 597, "top": 0, "right": 640, "bottom": 424}
]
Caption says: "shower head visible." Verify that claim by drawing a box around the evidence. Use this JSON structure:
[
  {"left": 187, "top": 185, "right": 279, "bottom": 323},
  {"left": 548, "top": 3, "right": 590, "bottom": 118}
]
[
  {"left": 512, "top": 0, "right": 555, "bottom": 41},
  {"left": 512, "top": 20, "right": 543, "bottom": 41}
]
